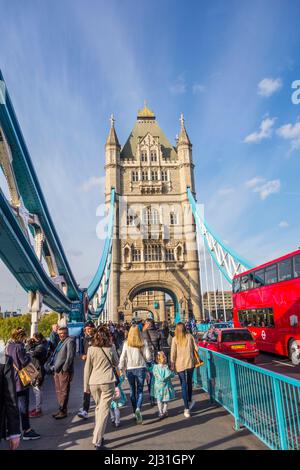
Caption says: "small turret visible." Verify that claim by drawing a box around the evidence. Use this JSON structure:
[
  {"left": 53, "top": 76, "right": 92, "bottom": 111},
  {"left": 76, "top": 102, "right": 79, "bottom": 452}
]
[
  {"left": 106, "top": 114, "right": 121, "bottom": 148},
  {"left": 177, "top": 113, "right": 192, "bottom": 147}
]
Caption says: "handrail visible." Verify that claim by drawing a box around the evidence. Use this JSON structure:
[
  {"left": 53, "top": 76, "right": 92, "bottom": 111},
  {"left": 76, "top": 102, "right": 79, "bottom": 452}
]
[{"left": 195, "top": 346, "right": 300, "bottom": 449}]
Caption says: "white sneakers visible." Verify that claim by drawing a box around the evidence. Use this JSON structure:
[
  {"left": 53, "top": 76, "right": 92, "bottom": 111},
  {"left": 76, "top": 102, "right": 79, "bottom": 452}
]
[
  {"left": 77, "top": 409, "right": 88, "bottom": 419},
  {"left": 184, "top": 409, "right": 191, "bottom": 418}
]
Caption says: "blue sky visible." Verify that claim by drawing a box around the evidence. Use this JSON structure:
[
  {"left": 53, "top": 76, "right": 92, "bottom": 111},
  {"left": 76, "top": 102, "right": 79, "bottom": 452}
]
[{"left": 0, "top": 0, "right": 300, "bottom": 311}]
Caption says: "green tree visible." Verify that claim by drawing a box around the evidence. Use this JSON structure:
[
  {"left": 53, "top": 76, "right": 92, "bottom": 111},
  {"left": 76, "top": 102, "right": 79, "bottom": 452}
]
[
  {"left": 0, "top": 312, "right": 59, "bottom": 343},
  {"left": 38, "top": 312, "right": 59, "bottom": 338},
  {"left": 0, "top": 314, "right": 31, "bottom": 344}
]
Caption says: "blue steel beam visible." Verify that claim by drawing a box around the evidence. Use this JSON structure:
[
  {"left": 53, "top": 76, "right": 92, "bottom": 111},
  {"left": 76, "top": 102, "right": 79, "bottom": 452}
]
[
  {"left": 0, "top": 71, "right": 80, "bottom": 301},
  {"left": 87, "top": 188, "right": 115, "bottom": 302},
  {"left": 0, "top": 189, "right": 72, "bottom": 312}
]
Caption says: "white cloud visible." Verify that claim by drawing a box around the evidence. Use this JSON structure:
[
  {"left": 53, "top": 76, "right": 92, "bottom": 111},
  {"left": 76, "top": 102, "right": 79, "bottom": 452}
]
[
  {"left": 218, "top": 187, "right": 235, "bottom": 196},
  {"left": 169, "top": 75, "right": 186, "bottom": 94},
  {"left": 277, "top": 121, "right": 300, "bottom": 151},
  {"left": 258, "top": 77, "right": 282, "bottom": 97},
  {"left": 279, "top": 221, "right": 289, "bottom": 228},
  {"left": 246, "top": 177, "right": 281, "bottom": 200},
  {"left": 244, "top": 117, "right": 276, "bottom": 143},
  {"left": 192, "top": 83, "right": 206, "bottom": 94},
  {"left": 80, "top": 176, "right": 105, "bottom": 192},
  {"left": 245, "top": 177, "right": 265, "bottom": 189}
]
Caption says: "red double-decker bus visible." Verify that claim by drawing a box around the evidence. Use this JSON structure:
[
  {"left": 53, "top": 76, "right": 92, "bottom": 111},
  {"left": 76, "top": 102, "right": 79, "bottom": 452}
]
[{"left": 232, "top": 248, "right": 300, "bottom": 364}]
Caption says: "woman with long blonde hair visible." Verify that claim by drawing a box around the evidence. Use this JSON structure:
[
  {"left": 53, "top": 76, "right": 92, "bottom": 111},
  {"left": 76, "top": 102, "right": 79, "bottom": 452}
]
[
  {"left": 170, "top": 322, "right": 198, "bottom": 418},
  {"left": 119, "top": 324, "right": 151, "bottom": 424}
]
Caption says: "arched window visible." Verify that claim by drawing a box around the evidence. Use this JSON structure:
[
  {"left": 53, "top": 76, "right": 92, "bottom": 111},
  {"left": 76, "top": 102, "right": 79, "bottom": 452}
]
[
  {"left": 170, "top": 212, "right": 178, "bottom": 225},
  {"left": 132, "top": 248, "right": 141, "bottom": 262},
  {"left": 142, "top": 170, "right": 148, "bottom": 181},
  {"left": 142, "top": 207, "right": 159, "bottom": 225},
  {"left": 132, "top": 171, "right": 139, "bottom": 182},
  {"left": 141, "top": 151, "right": 147, "bottom": 162},
  {"left": 151, "top": 170, "right": 158, "bottom": 181},
  {"left": 144, "top": 244, "right": 162, "bottom": 261},
  {"left": 165, "top": 249, "right": 175, "bottom": 261},
  {"left": 124, "top": 246, "right": 130, "bottom": 263},
  {"left": 150, "top": 151, "right": 157, "bottom": 162},
  {"left": 161, "top": 170, "right": 168, "bottom": 182},
  {"left": 176, "top": 245, "right": 183, "bottom": 261}
]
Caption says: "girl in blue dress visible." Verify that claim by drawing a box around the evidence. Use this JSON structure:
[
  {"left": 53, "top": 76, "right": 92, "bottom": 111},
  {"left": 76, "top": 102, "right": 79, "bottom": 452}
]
[
  {"left": 151, "top": 351, "right": 175, "bottom": 419},
  {"left": 110, "top": 375, "right": 127, "bottom": 427}
]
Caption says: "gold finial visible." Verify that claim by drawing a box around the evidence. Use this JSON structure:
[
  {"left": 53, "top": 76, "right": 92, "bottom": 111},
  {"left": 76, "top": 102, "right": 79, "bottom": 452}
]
[{"left": 137, "top": 101, "right": 155, "bottom": 119}]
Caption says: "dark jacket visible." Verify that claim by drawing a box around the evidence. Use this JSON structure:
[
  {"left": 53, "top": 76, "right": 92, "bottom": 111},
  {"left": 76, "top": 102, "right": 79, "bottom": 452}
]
[
  {"left": 160, "top": 327, "right": 170, "bottom": 349},
  {"left": 53, "top": 336, "right": 76, "bottom": 373},
  {"left": 83, "top": 335, "right": 94, "bottom": 356},
  {"left": 142, "top": 326, "right": 162, "bottom": 359},
  {"left": 6, "top": 341, "right": 31, "bottom": 392},
  {"left": 0, "top": 353, "right": 20, "bottom": 440},
  {"left": 26, "top": 340, "right": 48, "bottom": 385}
]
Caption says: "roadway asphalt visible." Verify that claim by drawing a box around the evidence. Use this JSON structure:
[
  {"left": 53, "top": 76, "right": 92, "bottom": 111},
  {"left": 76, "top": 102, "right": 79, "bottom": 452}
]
[
  {"left": 0, "top": 357, "right": 266, "bottom": 451},
  {"left": 255, "top": 352, "right": 300, "bottom": 380}
]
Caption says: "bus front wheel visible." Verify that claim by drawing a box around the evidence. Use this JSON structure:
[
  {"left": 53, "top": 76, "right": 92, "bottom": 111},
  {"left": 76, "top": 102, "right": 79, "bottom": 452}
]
[{"left": 288, "top": 339, "right": 300, "bottom": 365}]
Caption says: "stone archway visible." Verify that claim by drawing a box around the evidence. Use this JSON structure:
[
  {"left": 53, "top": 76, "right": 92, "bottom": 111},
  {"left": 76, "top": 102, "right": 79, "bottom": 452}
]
[{"left": 121, "top": 280, "right": 186, "bottom": 323}]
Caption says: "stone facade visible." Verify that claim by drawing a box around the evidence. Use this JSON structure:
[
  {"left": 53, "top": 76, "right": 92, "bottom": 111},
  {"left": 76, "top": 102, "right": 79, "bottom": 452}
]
[{"left": 104, "top": 105, "right": 202, "bottom": 322}]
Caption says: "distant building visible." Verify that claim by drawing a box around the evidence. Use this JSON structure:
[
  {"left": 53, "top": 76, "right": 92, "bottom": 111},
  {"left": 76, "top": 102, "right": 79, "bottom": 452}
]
[
  {"left": 202, "top": 291, "right": 233, "bottom": 320},
  {"left": 2, "top": 310, "right": 22, "bottom": 318}
]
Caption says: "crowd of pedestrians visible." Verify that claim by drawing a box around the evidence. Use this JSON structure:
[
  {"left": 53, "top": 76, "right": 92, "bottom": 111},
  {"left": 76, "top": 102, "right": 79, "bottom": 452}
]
[{"left": 0, "top": 316, "right": 202, "bottom": 450}]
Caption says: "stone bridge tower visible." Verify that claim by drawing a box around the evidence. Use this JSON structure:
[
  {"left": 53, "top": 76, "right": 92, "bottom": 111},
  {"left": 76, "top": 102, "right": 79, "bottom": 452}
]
[{"left": 104, "top": 105, "right": 201, "bottom": 322}]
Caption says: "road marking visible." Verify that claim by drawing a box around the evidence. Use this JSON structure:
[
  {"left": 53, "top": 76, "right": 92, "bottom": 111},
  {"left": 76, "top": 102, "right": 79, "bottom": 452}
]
[{"left": 272, "top": 360, "right": 295, "bottom": 368}]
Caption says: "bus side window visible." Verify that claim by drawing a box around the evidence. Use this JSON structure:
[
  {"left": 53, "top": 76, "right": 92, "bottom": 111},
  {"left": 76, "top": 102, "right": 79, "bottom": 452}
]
[
  {"left": 278, "top": 258, "right": 292, "bottom": 282},
  {"left": 265, "top": 264, "right": 278, "bottom": 285},
  {"left": 233, "top": 278, "right": 241, "bottom": 293},
  {"left": 254, "top": 269, "right": 265, "bottom": 288},
  {"left": 240, "top": 275, "right": 249, "bottom": 291},
  {"left": 294, "top": 255, "right": 300, "bottom": 278}
]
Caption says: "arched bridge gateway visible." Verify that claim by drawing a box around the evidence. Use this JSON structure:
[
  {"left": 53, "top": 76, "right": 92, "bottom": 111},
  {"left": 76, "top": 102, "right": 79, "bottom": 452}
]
[{"left": 0, "top": 71, "right": 252, "bottom": 333}]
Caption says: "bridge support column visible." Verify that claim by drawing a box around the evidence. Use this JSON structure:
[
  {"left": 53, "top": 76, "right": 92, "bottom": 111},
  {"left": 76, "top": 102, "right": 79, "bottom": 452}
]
[{"left": 28, "top": 291, "right": 43, "bottom": 336}]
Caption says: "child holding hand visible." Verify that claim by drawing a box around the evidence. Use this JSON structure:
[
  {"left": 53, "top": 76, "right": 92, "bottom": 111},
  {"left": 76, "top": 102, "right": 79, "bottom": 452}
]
[{"left": 151, "top": 351, "right": 175, "bottom": 419}]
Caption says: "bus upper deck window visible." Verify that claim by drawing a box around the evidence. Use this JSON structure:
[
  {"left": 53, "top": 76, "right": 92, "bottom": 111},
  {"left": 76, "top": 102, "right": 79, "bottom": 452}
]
[
  {"left": 253, "top": 269, "right": 265, "bottom": 288},
  {"left": 265, "top": 265, "right": 278, "bottom": 285},
  {"left": 240, "top": 275, "right": 249, "bottom": 291},
  {"left": 294, "top": 255, "right": 300, "bottom": 278},
  {"left": 278, "top": 258, "right": 292, "bottom": 281},
  {"left": 233, "top": 278, "right": 241, "bottom": 293}
]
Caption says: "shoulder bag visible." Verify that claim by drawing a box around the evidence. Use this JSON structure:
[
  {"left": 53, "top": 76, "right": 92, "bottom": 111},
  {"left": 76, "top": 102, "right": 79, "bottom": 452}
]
[
  {"left": 101, "top": 348, "right": 120, "bottom": 386},
  {"left": 13, "top": 362, "right": 39, "bottom": 387}
]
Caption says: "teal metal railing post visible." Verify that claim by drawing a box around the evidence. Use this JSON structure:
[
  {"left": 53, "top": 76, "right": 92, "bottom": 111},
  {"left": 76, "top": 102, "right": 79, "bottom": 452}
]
[
  {"left": 273, "top": 377, "right": 288, "bottom": 450},
  {"left": 229, "top": 360, "right": 240, "bottom": 430},
  {"left": 206, "top": 350, "right": 214, "bottom": 402}
]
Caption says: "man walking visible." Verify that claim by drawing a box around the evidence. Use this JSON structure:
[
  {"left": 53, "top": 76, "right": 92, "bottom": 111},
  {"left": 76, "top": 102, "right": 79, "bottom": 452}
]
[
  {"left": 77, "top": 321, "right": 95, "bottom": 419},
  {"left": 52, "top": 327, "right": 76, "bottom": 419}
]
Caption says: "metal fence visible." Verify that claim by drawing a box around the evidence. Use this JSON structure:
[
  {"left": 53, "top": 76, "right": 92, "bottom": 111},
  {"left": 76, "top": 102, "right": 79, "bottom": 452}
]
[{"left": 194, "top": 347, "right": 300, "bottom": 450}]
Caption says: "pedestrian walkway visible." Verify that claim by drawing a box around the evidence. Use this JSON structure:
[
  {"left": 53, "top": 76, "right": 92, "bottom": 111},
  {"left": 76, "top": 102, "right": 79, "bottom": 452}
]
[{"left": 1, "top": 358, "right": 266, "bottom": 450}]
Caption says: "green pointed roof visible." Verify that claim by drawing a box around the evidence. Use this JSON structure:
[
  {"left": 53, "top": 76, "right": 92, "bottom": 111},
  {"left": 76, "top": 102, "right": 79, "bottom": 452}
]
[{"left": 120, "top": 115, "right": 177, "bottom": 161}]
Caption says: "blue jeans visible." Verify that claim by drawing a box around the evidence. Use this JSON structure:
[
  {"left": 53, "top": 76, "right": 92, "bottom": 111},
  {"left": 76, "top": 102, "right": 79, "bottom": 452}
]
[
  {"left": 126, "top": 368, "right": 146, "bottom": 412},
  {"left": 178, "top": 368, "right": 194, "bottom": 409},
  {"left": 17, "top": 389, "right": 30, "bottom": 431}
]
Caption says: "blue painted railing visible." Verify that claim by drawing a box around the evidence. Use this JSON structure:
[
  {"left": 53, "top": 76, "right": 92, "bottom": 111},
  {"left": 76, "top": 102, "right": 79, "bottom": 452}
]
[{"left": 194, "top": 347, "right": 300, "bottom": 450}]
